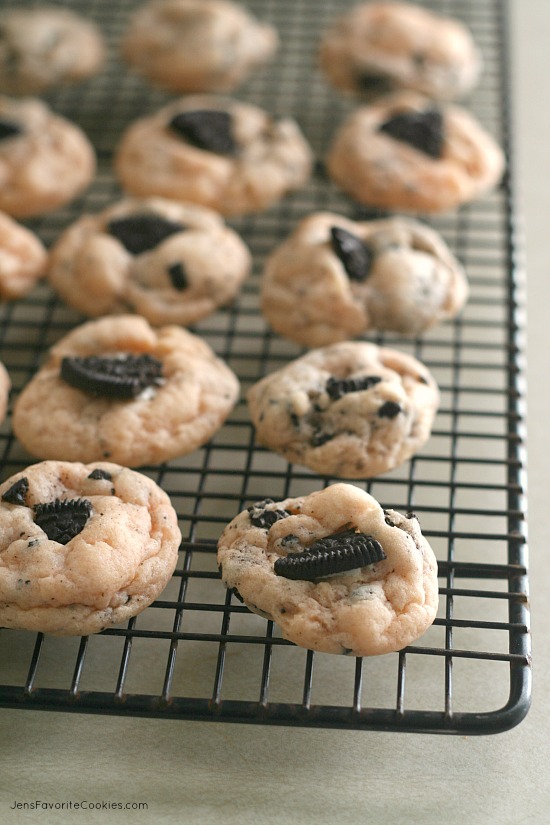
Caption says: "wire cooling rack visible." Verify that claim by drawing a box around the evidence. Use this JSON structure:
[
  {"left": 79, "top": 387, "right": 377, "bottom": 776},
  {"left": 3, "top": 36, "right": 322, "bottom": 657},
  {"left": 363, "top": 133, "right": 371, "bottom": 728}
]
[{"left": 0, "top": 0, "right": 530, "bottom": 734}]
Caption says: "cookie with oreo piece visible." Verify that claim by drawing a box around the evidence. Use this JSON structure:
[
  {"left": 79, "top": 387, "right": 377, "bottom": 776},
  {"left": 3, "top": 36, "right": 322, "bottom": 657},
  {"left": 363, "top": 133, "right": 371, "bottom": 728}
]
[
  {"left": 326, "top": 91, "right": 504, "bottom": 214},
  {"left": 261, "top": 212, "right": 468, "bottom": 346},
  {"left": 0, "top": 96, "right": 95, "bottom": 218},
  {"left": 121, "top": 0, "right": 277, "bottom": 94},
  {"left": 247, "top": 341, "right": 439, "bottom": 479},
  {"left": 0, "top": 6, "right": 105, "bottom": 96},
  {"left": 114, "top": 95, "right": 313, "bottom": 216},
  {"left": 0, "top": 460, "right": 181, "bottom": 635},
  {"left": 47, "top": 197, "right": 251, "bottom": 325},
  {"left": 217, "top": 483, "right": 438, "bottom": 655},
  {"left": 12, "top": 315, "right": 239, "bottom": 467},
  {"left": 319, "top": 1, "right": 482, "bottom": 101},
  {"left": 0, "top": 210, "right": 47, "bottom": 301}
]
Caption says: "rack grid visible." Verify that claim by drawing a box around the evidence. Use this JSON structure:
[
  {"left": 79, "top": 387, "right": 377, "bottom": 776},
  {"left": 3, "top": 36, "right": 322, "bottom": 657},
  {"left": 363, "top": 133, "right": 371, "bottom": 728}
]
[{"left": 0, "top": 0, "right": 530, "bottom": 734}]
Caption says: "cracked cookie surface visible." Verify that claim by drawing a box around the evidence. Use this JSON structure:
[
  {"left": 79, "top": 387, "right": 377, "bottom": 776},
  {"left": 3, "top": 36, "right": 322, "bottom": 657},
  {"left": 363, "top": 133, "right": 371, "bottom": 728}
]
[
  {"left": 261, "top": 212, "right": 468, "bottom": 346},
  {"left": 13, "top": 315, "right": 239, "bottom": 467},
  {"left": 247, "top": 341, "right": 439, "bottom": 479},
  {"left": 48, "top": 197, "right": 251, "bottom": 325},
  {"left": 217, "top": 483, "right": 438, "bottom": 655},
  {"left": 0, "top": 460, "right": 181, "bottom": 635}
]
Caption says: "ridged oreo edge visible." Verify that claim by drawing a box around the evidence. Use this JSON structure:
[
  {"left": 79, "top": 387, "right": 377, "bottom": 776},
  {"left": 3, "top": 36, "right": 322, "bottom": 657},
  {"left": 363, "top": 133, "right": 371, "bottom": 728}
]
[
  {"left": 274, "top": 528, "right": 386, "bottom": 581},
  {"left": 60, "top": 354, "right": 164, "bottom": 400},
  {"left": 33, "top": 498, "right": 92, "bottom": 544}
]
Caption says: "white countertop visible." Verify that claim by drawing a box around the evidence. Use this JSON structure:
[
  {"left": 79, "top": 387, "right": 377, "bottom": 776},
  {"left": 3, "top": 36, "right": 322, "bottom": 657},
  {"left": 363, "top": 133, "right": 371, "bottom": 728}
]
[{"left": 2, "top": 2, "right": 549, "bottom": 823}]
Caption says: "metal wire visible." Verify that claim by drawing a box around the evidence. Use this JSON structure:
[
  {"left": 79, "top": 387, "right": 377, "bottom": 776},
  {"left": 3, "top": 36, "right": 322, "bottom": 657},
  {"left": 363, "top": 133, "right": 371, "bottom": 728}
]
[{"left": 0, "top": 0, "right": 530, "bottom": 733}]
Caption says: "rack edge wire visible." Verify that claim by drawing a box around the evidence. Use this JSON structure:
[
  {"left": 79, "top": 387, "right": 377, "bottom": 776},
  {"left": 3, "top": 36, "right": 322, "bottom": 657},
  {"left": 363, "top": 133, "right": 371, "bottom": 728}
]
[{"left": 0, "top": 0, "right": 532, "bottom": 734}]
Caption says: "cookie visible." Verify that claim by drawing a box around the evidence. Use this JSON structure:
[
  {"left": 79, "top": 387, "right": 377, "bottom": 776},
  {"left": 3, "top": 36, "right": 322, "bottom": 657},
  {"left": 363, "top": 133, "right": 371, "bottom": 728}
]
[
  {"left": 12, "top": 315, "right": 239, "bottom": 468},
  {"left": 319, "top": 1, "right": 482, "bottom": 101},
  {"left": 47, "top": 197, "right": 252, "bottom": 325},
  {"left": 114, "top": 96, "right": 313, "bottom": 216},
  {"left": 326, "top": 91, "right": 505, "bottom": 214},
  {"left": 217, "top": 483, "right": 438, "bottom": 655},
  {"left": 0, "top": 6, "right": 105, "bottom": 96},
  {"left": 247, "top": 341, "right": 439, "bottom": 479},
  {"left": 0, "top": 460, "right": 181, "bottom": 636},
  {"left": 0, "top": 359, "right": 9, "bottom": 424},
  {"left": 261, "top": 212, "right": 468, "bottom": 346},
  {"left": 0, "top": 210, "right": 47, "bottom": 301},
  {"left": 0, "top": 96, "right": 96, "bottom": 218},
  {"left": 121, "top": 0, "right": 277, "bottom": 94}
]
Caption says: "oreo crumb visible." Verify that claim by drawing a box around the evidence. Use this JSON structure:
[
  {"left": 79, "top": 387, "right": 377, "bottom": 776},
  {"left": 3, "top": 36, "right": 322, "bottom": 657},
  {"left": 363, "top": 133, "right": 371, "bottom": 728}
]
[
  {"left": 2, "top": 476, "right": 29, "bottom": 506},
  {"left": 87, "top": 468, "right": 112, "bottom": 481},
  {"left": 167, "top": 261, "right": 188, "bottom": 291},
  {"left": 379, "top": 108, "right": 444, "bottom": 158},
  {"left": 326, "top": 375, "right": 382, "bottom": 401},
  {"left": 0, "top": 118, "right": 22, "bottom": 140},
  {"left": 169, "top": 110, "right": 237, "bottom": 156},
  {"left": 311, "top": 430, "right": 335, "bottom": 447},
  {"left": 247, "top": 498, "right": 290, "bottom": 530},
  {"left": 356, "top": 71, "right": 395, "bottom": 96},
  {"left": 383, "top": 510, "right": 396, "bottom": 527},
  {"left": 378, "top": 401, "right": 402, "bottom": 419}
]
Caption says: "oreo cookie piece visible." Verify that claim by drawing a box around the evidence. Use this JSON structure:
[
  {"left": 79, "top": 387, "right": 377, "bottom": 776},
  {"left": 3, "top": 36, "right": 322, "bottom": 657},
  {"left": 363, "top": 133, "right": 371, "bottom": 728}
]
[
  {"left": 107, "top": 214, "right": 184, "bottom": 255},
  {"left": 379, "top": 108, "right": 444, "bottom": 158},
  {"left": 326, "top": 375, "right": 382, "bottom": 401},
  {"left": 0, "top": 118, "right": 22, "bottom": 141},
  {"left": 167, "top": 261, "right": 188, "bottom": 291},
  {"left": 168, "top": 110, "right": 237, "bottom": 156},
  {"left": 378, "top": 401, "right": 402, "bottom": 419},
  {"left": 247, "top": 498, "right": 290, "bottom": 530},
  {"left": 1, "top": 476, "right": 29, "bottom": 506},
  {"left": 87, "top": 468, "right": 112, "bottom": 481},
  {"left": 274, "top": 528, "right": 386, "bottom": 581},
  {"left": 356, "top": 72, "right": 395, "bottom": 97},
  {"left": 33, "top": 498, "right": 92, "bottom": 544},
  {"left": 330, "top": 226, "right": 373, "bottom": 282},
  {"left": 60, "top": 353, "right": 164, "bottom": 400}
]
